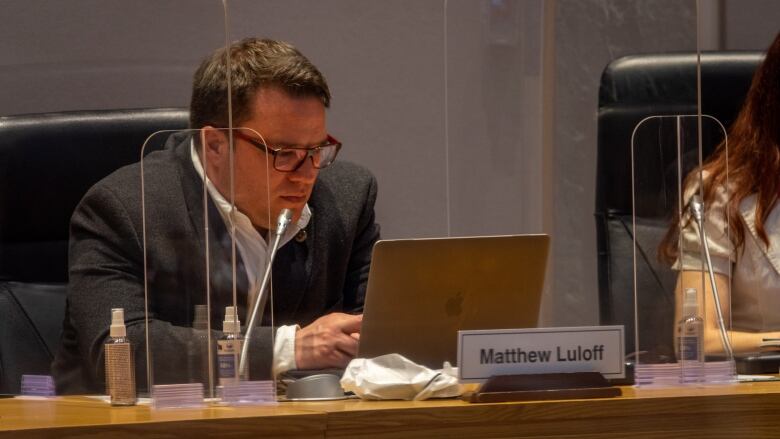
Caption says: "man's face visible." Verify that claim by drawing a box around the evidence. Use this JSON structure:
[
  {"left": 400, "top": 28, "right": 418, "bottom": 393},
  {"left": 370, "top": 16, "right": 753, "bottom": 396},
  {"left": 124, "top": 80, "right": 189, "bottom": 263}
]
[{"left": 206, "top": 86, "right": 326, "bottom": 231}]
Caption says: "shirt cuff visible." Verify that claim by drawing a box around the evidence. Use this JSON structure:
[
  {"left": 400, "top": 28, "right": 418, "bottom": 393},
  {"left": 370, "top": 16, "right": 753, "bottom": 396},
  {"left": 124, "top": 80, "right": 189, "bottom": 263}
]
[{"left": 272, "top": 324, "right": 299, "bottom": 376}]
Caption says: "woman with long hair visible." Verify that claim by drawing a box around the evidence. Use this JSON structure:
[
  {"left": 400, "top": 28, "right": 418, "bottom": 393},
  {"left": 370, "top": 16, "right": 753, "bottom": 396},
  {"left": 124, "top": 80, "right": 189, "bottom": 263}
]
[{"left": 661, "top": 30, "right": 780, "bottom": 355}]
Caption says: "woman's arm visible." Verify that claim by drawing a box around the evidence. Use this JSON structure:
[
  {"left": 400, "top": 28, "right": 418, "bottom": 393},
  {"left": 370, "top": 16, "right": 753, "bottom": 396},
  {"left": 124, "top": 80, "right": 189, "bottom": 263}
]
[{"left": 676, "top": 270, "right": 780, "bottom": 355}]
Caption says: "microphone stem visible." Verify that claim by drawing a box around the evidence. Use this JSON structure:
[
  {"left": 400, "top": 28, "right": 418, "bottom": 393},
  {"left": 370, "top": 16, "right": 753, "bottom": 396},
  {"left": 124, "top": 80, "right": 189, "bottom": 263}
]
[
  {"left": 694, "top": 214, "right": 735, "bottom": 361},
  {"left": 238, "top": 230, "right": 284, "bottom": 378}
]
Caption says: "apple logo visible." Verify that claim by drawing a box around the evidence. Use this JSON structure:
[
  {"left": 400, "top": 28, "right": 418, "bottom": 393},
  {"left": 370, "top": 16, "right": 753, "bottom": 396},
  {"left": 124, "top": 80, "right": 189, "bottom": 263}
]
[{"left": 445, "top": 291, "right": 464, "bottom": 317}]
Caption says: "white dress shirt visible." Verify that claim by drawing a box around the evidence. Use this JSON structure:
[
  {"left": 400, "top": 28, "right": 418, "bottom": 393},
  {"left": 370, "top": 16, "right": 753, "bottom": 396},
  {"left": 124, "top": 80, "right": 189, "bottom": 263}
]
[{"left": 190, "top": 141, "right": 309, "bottom": 375}]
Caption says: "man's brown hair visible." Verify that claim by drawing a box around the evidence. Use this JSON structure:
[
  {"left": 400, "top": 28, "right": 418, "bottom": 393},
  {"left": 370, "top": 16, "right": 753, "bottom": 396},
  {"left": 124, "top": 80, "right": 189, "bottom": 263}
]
[{"left": 189, "top": 37, "right": 330, "bottom": 129}]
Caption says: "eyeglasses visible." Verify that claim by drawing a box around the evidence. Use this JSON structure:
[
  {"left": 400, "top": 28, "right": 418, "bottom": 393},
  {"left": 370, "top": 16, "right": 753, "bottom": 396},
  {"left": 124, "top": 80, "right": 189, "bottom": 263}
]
[{"left": 232, "top": 130, "right": 342, "bottom": 172}]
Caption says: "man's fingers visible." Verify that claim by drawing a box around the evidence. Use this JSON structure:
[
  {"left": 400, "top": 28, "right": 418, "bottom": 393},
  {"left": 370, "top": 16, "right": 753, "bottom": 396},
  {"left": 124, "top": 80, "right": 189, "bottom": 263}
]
[
  {"left": 295, "top": 313, "right": 364, "bottom": 369},
  {"left": 337, "top": 313, "right": 362, "bottom": 334},
  {"left": 333, "top": 333, "right": 359, "bottom": 357}
]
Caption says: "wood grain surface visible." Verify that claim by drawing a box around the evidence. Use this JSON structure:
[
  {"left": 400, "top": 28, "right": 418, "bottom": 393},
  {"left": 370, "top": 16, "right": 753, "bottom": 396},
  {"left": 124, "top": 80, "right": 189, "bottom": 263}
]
[{"left": 2, "top": 382, "right": 780, "bottom": 438}]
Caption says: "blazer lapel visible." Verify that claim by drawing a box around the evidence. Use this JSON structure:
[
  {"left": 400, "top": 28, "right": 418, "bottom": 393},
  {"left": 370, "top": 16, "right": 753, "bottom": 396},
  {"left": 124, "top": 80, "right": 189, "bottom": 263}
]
[
  {"left": 206, "top": 202, "right": 251, "bottom": 319},
  {"left": 173, "top": 133, "right": 250, "bottom": 322},
  {"left": 174, "top": 133, "right": 209, "bottom": 263}
]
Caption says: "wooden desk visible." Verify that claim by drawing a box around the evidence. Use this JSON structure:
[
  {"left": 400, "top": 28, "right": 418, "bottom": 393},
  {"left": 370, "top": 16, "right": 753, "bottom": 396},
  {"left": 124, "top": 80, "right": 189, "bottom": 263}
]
[
  {"left": 3, "top": 382, "right": 780, "bottom": 438},
  {"left": 295, "top": 382, "right": 780, "bottom": 438},
  {"left": 0, "top": 396, "right": 324, "bottom": 438}
]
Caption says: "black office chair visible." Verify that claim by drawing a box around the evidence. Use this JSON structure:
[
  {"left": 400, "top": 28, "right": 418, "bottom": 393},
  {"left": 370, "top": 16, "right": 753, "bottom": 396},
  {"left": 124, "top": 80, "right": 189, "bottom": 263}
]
[
  {"left": 0, "top": 108, "right": 189, "bottom": 393},
  {"left": 595, "top": 52, "right": 762, "bottom": 361}
]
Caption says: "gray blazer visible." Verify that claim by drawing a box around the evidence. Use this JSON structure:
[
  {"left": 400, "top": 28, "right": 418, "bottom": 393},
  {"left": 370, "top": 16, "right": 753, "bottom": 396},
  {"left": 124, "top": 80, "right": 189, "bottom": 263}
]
[{"left": 52, "top": 132, "right": 380, "bottom": 394}]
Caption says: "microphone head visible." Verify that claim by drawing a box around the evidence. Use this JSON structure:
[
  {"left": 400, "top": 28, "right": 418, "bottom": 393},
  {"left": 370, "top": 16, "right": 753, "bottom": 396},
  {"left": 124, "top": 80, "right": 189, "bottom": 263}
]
[
  {"left": 275, "top": 208, "right": 293, "bottom": 236},
  {"left": 690, "top": 195, "right": 704, "bottom": 222}
]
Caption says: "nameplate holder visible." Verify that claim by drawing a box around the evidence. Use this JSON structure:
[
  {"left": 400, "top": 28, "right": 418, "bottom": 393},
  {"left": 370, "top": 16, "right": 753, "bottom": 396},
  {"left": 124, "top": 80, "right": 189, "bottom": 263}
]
[
  {"left": 458, "top": 326, "right": 625, "bottom": 383},
  {"left": 152, "top": 383, "right": 205, "bottom": 409},
  {"left": 458, "top": 326, "right": 624, "bottom": 402},
  {"left": 463, "top": 372, "right": 621, "bottom": 403},
  {"left": 219, "top": 380, "right": 277, "bottom": 406}
]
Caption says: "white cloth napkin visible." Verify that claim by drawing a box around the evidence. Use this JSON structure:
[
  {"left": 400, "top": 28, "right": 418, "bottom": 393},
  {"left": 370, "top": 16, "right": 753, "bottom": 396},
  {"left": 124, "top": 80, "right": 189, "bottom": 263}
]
[{"left": 340, "top": 354, "right": 462, "bottom": 400}]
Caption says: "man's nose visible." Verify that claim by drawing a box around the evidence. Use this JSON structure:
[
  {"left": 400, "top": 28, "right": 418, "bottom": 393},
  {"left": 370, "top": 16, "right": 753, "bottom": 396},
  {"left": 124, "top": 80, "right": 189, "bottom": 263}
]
[{"left": 289, "top": 157, "right": 318, "bottom": 183}]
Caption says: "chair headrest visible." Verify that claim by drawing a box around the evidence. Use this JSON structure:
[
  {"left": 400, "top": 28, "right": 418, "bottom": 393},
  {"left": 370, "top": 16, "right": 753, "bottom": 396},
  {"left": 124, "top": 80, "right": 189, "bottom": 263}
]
[
  {"left": 0, "top": 108, "right": 189, "bottom": 282},
  {"left": 596, "top": 52, "right": 763, "bottom": 217}
]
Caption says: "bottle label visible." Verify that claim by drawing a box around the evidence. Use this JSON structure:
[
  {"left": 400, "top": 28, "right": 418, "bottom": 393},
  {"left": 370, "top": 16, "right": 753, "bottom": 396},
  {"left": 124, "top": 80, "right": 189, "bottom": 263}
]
[
  {"left": 105, "top": 343, "right": 136, "bottom": 405},
  {"left": 678, "top": 335, "right": 700, "bottom": 361},
  {"left": 217, "top": 338, "right": 243, "bottom": 385}
]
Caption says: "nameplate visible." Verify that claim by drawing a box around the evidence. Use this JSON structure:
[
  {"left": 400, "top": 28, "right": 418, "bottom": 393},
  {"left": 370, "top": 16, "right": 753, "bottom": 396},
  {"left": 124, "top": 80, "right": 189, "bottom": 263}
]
[{"left": 457, "top": 326, "right": 624, "bottom": 382}]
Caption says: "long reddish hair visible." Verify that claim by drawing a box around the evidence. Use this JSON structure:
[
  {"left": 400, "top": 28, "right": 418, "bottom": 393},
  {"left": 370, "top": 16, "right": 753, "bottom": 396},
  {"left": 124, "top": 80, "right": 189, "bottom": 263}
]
[{"left": 660, "top": 31, "right": 780, "bottom": 263}]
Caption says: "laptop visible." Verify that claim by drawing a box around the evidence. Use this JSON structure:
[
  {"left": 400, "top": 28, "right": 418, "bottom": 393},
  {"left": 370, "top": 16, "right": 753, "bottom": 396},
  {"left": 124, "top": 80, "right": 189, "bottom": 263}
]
[{"left": 357, "top": 234, "right": 549, "bottom": 368}]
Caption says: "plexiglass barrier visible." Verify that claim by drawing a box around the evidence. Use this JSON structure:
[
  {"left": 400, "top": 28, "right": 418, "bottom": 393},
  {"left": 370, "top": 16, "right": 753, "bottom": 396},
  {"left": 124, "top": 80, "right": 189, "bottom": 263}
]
[
  {"left": 631, "top": 115, "right": 735, "bottom": 385},
  {"left": 219, "top": 0, "right": 551, "bottom": 379},
  {"left": 141, "top": 128, "right": 276, "bottom": 405}
]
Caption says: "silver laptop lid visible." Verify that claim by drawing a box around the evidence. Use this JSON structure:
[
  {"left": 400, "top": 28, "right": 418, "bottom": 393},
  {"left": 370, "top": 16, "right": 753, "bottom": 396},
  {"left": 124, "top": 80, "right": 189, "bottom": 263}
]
[{"left": 358, "top": 234, "right": 549, "bottom": 368}]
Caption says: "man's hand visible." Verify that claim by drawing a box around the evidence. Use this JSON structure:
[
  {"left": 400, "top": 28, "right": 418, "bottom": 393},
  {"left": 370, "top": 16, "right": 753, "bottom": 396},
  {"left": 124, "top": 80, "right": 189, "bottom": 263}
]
[{"left": 295, "top": 313, "right": 362, "bottom": 369}]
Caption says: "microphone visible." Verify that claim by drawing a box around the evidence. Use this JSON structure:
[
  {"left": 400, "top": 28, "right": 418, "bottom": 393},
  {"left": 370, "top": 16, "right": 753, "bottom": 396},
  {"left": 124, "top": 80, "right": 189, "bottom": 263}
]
[
  {"left": 690, "top": 195, "right": 704, "bottom": 222},
  {"left": 275, "top": 209, "right": 293, "bottom": 237},
  {"left": 689, "top": 195, "right": 734, "bottom": 360},
  {"left": 238, "top": 208, "right": 293, "bottom": 378}
]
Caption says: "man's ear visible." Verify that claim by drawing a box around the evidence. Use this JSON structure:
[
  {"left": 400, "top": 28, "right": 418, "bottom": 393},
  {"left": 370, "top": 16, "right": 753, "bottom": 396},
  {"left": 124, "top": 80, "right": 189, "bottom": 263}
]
[{"left": 200, "top": 126, "right": 228, "bottom": 166}]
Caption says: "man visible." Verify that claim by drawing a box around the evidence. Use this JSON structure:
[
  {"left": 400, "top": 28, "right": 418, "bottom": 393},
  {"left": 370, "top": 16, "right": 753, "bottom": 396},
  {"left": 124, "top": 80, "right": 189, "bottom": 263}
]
[{"left": 52, "top": 38, "right": 380, "bottom": 393}]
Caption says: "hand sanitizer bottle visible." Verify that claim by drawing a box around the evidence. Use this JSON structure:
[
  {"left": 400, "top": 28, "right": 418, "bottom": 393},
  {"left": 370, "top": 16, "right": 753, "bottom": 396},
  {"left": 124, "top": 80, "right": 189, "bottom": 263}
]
[
  {"left": 104, "top": 308, "right": 137, "bottom": 405},
  {"left": 217, "top": 306, "right": 246, "bottom": 385},
  {"left": 677, "top": 288, "right": 704, "bottom": 383}
]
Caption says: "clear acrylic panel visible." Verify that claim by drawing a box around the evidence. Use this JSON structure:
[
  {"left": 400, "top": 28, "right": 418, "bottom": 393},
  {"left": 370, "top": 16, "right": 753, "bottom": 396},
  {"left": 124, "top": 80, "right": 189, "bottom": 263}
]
[
  {"left": 437, "top": 0, "right": 550, "bottom": 371},
  {"left": 591, "top": 1, "right": 701, "bottom": 384},
  {"left": 631, "top": 114, "right": 735, "bottom": 385},
  {"left": 141, "top": 127, "right": 275, "bottom": 403},
  {"left": 219, "top": 1, "right": 547, "bottom": 376}
]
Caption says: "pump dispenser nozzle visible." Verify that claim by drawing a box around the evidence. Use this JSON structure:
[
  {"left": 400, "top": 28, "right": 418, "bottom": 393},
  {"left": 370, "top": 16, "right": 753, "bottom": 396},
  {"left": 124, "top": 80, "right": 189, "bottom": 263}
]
[
  {"left": 110, "top": 308, "right": 126, "bottom": 338},
  {"left": 223, "top": 306, "right": 241, "bottom": 334}
]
